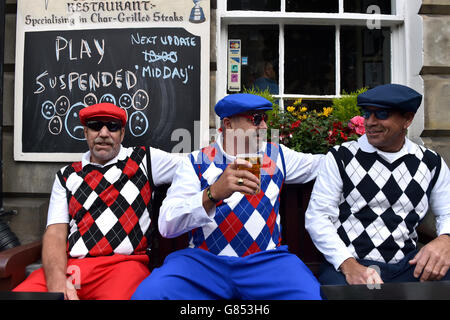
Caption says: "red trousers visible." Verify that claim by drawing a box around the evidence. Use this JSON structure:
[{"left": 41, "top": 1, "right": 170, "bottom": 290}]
[{"left": 13, "top": 254, "right": 150, "bottom": 300}]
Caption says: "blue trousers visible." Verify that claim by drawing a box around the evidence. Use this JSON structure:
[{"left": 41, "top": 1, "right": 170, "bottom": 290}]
[
  {"left": 132, "top": 246, "right": 322, "bottom": 300},
  {"left": 319, "top": 250, "right": 450, "bottom": 285}
]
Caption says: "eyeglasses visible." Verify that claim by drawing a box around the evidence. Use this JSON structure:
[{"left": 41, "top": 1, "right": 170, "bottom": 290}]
[
  {"left": 86, "top": 120, "right": 122, "bottom": 132},
  {"left": 237, "top": 113, "right": 268, "bottom": 126},
  {"left": 361, "top": 108, "right": 391, "bottom": 120}
]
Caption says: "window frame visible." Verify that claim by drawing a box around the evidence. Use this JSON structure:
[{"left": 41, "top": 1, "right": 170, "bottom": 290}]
[{"left": 215, "top": 0, "right": 424, "bottom": 142}]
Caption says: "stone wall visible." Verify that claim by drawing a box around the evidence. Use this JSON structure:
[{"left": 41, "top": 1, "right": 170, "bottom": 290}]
[
  {"left": 420, "top": 0, "right": 450, "bottom": 162},
  {"left": 2, "top": 0, "right": 61, "bottom": 244}
]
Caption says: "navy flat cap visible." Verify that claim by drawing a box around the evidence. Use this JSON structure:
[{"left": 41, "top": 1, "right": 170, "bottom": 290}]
[
  {"left": 215, "top": 93, "right": 273, "bottom": 119},
  {"left": 357, "top": 84, "right": 422, "bottom": 113}
]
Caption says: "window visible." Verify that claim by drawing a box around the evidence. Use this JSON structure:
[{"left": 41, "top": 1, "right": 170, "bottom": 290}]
[
  {"left": 284, "top": 25, "right": 336, "bottom": 95},
  {"left": 227, "top": 0, "right": 280, "bottom": 11},
  {"left": 217, "top": 0, "right": 410, "bottom": 111},
  {"left": 286, "top": 0, "right": 339, "bottom": 13},
  {"left": 341, "top": 26, "right": 391, "bottom": 93},
  {"left": 344, "top": 0, "right": 392, "bottom": 14},
  {"left": 228, "top": 25, "right": 279, "bottom": 94}
]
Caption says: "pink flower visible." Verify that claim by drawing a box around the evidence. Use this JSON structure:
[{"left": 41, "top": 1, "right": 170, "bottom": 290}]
[
  {"left": 349, "top": 116, "right": 365, "bottom": 135},
  {"left": 350, "top": 115, "right": 364, "bottom": 126}
]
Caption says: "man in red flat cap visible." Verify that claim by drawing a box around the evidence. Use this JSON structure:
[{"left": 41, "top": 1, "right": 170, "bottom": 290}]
[{"left": 14, "top": 103, "right": 181, "bottom": 299}]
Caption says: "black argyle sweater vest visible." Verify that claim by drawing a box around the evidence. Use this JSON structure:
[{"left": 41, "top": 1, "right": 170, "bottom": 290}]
[
  {"left": 57, "top": 146, "right": 152, "bottom": 258},
  {"left": 330, "top": 140, "right": 441, "bottom": 264}
]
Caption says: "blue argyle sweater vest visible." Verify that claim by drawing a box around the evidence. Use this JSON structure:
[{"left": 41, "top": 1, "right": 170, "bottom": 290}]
[
  {"left": 57, "top": 146, "right": 152, "bottom": 258},
  {"left": 331, "top": 140, "right": 441, "bottom": 264},
  {"left": 189, "top": 142, "right": 286, "bottom": 257}
]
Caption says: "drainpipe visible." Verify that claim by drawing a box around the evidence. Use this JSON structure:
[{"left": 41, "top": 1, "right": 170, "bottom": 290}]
[{"left": 0, "top": 0, "right": 5, "bottom": 215}]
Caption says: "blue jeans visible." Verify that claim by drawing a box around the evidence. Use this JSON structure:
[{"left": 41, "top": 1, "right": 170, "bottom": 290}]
[
  {"left": 132, "top": 246, "right": 322, "bottom": 300},
  {"left": 318, "top": 250, "right": 450, "bottom": 285}
]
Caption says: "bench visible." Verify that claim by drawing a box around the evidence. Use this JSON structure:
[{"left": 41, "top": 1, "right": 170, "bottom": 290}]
[
  {"left": 150, "top": 182, "right": 323, "bottom": 273},
  {"left": 0, "top": 182, "right": 323, "bottom": 291},
  {"left": 1, "top": 181, "right": 434, "bottom": 291}
]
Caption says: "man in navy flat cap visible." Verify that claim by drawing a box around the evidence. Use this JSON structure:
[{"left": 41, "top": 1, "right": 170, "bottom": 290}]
[
  {"left": 132, "top": 93, "right": 324, "bottom": 300},
  {"left": 306, "top": 84, "right": 450, "bottom": 285}
]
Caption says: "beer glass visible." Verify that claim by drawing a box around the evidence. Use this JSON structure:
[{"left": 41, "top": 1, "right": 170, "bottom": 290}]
[{"left": 236, "top": 153, "right": 263, "bottom": 194}]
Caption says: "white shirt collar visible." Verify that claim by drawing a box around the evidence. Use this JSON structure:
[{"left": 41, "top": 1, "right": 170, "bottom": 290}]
[
  {"left": 215, "top": 133, "right": 236, "bottom": 162},
  {"left": 81, "top": 144, "right": 127, "bottom": 168},
  {"left": 358, "top": 134, "right": 419, "bottom": 163}
]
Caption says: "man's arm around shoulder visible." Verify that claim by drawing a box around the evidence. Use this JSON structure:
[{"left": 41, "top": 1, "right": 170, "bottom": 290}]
[{"left": 148, "top": 147, "right": 183, "bottom": 186}]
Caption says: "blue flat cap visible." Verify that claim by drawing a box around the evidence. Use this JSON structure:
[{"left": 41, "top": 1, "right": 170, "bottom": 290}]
[
  {"left": 215, "top": 93, "right": 273, "bottom": 119},
  {"left": 357, "top": 84, "right": 422, "bottom": 113}
]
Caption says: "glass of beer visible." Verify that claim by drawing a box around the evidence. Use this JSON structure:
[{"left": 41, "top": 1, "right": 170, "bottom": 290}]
[{"left": 236, "top": 153, "right": 263, "bottom": 194}]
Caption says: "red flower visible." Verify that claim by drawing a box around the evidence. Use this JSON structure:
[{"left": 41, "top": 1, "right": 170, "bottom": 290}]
[
  {"left": 291, "top": 120, "right": 301, "bottom": 129},
  {"left": 332, "top": 121, "right": 343, "bottom": 130}
]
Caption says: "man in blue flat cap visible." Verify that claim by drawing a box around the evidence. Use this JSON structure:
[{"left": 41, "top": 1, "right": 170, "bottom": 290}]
[
  {"left": 132, "top": 93, "right": 324, "bottom": 299},
  {"left": 306, "top": 84, "right": 450, "bottom": 285}
]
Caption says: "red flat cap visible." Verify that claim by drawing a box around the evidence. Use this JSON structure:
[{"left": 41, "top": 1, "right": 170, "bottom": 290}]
[{"left": 79, "top": 103, "right": 127, "bottom": 126}]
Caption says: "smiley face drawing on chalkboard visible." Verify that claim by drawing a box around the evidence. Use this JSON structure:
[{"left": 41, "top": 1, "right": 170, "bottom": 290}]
[
  {"left": 132, "top": 89, "right": 149, "bottom": 110},
  {"left": 55, "top": 96, "right": 70, "bottom": 116},
  {"left": 41, "top": 100, "right": 56, "bottom": 120},
  {"left": 129, "top": 111, "right": 148, "bottom": 137},
  {"left": 48, "top": 116, "right": 63, "bottom": 135},
  {"left": 65, "top": 102, "right": 86, "bottom": 141},
  {"left": 84, "top": 93, "right": 97, "bottom": 106},
  {"left": 119, "top": 93, "right": 133, "bottom": 109},
  {"left": 100, "top": 93, "right": 117, "bottom": 105}
]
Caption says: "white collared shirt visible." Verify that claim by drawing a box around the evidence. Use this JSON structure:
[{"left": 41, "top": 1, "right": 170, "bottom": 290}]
[
  {"left": 158, "top": 134, "right": 324, "bottom": 239},
  {"left": 305, "top": 135, "right": 450, "bottom": 270},
  {"left": 46, "top": 145, "right": 182, "bottom": 227}
]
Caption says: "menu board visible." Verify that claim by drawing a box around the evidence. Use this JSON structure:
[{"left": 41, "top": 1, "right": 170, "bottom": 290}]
[{"left": 14, "top": 0, "right": 210, "bottom": 161}]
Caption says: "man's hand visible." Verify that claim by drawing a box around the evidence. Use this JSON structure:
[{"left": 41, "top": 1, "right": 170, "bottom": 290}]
[
  {"left": 65, "top": 279, "right": 80, "bottom": 300},
  {"left": 45, "top": 267, "right": 80, "bottom": 300},
  {"left": 209, "top": 159, "right": 260, "bottom": 199},
  {"left": 46, "top": 276, "right": 79, "bottom": 300},
  {"left": 339, "top": 258, "right": 384, "bottom": 285},
  {"left": 409, "top": 234, "right": 450, "bottom": 281},
  {"left": 203, "top": 159, "right": 261, "bottom": 212}
]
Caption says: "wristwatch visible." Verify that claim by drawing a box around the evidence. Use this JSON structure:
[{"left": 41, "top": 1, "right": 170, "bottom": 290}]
[{"left": 206, "top": 186, "right": 220, "bottom": 203}]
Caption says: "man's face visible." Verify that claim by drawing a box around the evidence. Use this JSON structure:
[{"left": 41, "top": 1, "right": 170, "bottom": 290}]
[
  {"left": 363, "top": 106, "right": 414, "bottom": 152},
  {"left": 84, "top": 116, "right": 125, "bottom": 165},
  {"left": 223, "top": 111, "right": 268, "bottom": 154},
  {"left": 264, "top": 62, "right": 276, "bottom": 80}
]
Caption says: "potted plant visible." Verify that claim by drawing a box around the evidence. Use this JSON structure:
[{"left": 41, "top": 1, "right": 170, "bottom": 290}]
[{"left": 264, "top": 88, "right": 367, "bottom": 154}]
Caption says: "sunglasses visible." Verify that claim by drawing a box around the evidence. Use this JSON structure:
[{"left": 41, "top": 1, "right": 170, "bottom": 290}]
[
  {"left": 86, "top": 120, "right": 122, "bottom": 132},
  {"left": 361, "top": 108, "right": 391, "bottom": 120},
  {"left": 238, "top": 113, "right": 268, "bottom": 126}
]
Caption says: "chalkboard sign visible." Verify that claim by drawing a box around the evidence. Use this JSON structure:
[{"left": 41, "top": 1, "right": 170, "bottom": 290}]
[
  {"left": 14, "top": 0, "right": 210, "bottom": 162},
  {"left": 22, "top": 27, "right": 200, "bottom": 153}
]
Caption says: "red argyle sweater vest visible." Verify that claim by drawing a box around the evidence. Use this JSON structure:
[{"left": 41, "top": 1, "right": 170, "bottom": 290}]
[
  {"left": 189, "top": 142, "right": 286, "bottom": 257},
  {"left": 57, "top": 146, "right": 152, "bottom": 258}
]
